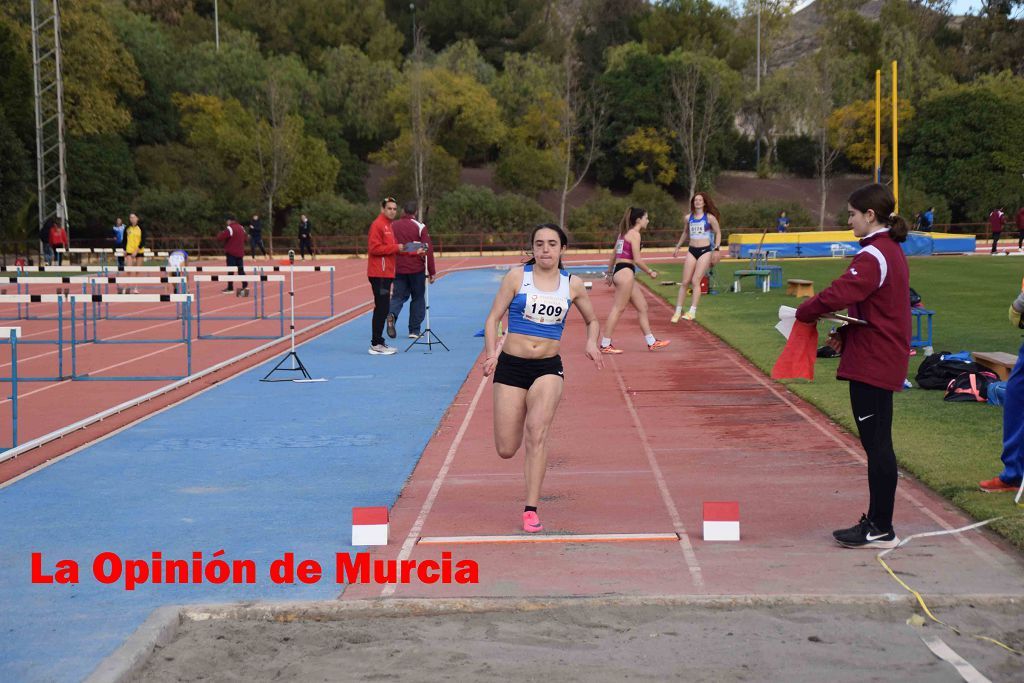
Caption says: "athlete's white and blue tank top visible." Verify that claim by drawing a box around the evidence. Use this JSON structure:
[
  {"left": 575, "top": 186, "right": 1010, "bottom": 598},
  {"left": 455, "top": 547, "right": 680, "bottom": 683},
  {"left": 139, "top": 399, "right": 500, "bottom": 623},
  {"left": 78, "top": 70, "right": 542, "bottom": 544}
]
[
  {"left": 506, "top": 265, "right": 573, "bottom": 340},
  {"left": 688, "top": 212, "right": 711, "bottom": 240}
]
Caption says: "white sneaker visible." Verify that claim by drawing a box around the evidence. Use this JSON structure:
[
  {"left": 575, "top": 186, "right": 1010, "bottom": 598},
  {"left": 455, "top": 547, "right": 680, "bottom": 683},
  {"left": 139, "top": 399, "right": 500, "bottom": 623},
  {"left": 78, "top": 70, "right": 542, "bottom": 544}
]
[
  {"left": 408, "top": 332, "right": 421, "bottom": 339},
  {"left": 368, "top": 343, "right": 397, "bottom": 355}
]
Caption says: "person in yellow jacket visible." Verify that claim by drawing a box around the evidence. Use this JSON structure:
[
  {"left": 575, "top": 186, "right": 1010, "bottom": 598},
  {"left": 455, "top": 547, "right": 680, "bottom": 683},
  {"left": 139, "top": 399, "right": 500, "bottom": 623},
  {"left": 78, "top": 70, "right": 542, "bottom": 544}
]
[{"left": 124, "top": 213, "right": 143, "bottom": 267}]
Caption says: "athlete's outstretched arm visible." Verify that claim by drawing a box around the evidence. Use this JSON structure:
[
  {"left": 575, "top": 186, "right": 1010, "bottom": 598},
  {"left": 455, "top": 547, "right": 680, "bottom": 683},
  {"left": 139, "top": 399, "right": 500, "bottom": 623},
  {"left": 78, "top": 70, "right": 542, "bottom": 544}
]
[
  {"left": 629, "top": 232, "right": 658, "bottom": 279},
  {"left": 482, "top": 268, "right": 520, "bottom": 376},
  {"left": 570, "top": 276, "right": 603, "bottom": 369},
  {"left": 672, "top": 214, "right": 691, "bottom": 258}
]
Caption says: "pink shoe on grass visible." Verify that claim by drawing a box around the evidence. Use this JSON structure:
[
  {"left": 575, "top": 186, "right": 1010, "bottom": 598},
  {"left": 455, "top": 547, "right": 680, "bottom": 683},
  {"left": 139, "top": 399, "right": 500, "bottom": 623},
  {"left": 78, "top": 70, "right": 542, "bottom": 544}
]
[{"left": 522, "top": 511, "right": 543, "bottom": 533}]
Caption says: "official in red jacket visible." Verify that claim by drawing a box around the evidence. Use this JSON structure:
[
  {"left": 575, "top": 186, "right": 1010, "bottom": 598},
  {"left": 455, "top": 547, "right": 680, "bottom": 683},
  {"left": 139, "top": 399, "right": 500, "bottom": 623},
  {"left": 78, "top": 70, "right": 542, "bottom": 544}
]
[
  {"left": 217, "top": 216, "right": 248, "bottom": 293},
  {"left": 797, "top": 183, "right": 910, "bottom": 550},
  {"left": 366, "top": 197, "right": 406, "bottom": 354}
]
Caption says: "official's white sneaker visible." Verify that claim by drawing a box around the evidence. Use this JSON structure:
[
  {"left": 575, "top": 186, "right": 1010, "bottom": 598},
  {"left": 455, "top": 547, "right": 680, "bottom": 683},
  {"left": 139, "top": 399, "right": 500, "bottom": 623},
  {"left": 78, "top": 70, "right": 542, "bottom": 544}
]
[{"left": 368, "top": 343, "right": 397, "bottom": 355}]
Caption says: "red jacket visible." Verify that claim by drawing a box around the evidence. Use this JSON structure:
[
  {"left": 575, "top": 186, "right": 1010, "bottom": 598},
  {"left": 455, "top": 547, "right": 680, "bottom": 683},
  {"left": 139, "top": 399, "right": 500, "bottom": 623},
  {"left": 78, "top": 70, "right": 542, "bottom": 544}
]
[
  {"left": 217, "top": 221, "right": 247, "bottom": 258},
  {"left": 48, "top": 225, "right": 69, "bottom": 248},
  {"left": 796, "top": 230, "right": 910, "bottom": 391},
  {"left": 989, "top": 210, "right": 1005, "bottom": 233},
  {"left": 391, "top": 214, "right": 436, "bottom": 276},
  {"left": 367, "top": 213, "right": 400, "bottom": 278}
]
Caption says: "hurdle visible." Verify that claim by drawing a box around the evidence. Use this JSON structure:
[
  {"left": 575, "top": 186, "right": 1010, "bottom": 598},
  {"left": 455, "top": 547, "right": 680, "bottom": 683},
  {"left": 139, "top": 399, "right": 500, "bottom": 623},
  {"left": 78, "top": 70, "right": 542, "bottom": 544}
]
[
  {"left": 87, "top": 276, "right": 190, "bottom": 322},
  {"left": 193, "top": 275, "right": 285, "bottom": 340},
  {"left": 69, "top": 293, "right": 193, "bottom": 381},
  {"left": 0, "top": 294, "right": 80, "bottom": 381},
  {"left": 0, "top": 326, "right": 20, "bottom": 448},
  {"left": 252, "top": 265, "right": 336, "bottom": 318},
  {"left": 0, "top": 276, "right": 91, "bottom": 322}
]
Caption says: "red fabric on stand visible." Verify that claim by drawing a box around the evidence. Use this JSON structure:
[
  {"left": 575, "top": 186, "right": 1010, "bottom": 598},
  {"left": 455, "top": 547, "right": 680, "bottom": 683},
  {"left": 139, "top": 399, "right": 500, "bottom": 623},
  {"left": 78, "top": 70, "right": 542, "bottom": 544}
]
[{"left": 771, "top": 320, "right": 818, "bottom": 380}]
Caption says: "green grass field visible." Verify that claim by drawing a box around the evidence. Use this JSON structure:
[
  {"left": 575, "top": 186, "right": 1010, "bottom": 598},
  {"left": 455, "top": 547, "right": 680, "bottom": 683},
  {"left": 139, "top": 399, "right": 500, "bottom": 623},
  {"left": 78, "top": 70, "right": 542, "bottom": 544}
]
[{"left": 641, "top": 255, "right": 1024, "bottom": 548}]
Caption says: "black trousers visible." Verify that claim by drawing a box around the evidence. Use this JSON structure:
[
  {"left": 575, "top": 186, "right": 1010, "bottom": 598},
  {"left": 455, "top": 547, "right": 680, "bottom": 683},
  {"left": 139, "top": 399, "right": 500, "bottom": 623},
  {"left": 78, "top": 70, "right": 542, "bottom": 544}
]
[
  {"left": 992, "top": 232, "right": 1001, "bottom": 253},
  {"left": 849, "top": 380, "right": 897, "bottom": 532},
  {"left": 251, "top": 234, "right": 268, "bottom": 258},
  {"left": 226, "top": 254, "right": 246, "bottom": 290},
  {"left": 368, "top": 277, "right": 393, "bottom": 346},
  {"left": 299, "top": 236, "right": 313, "bottom": 258}
]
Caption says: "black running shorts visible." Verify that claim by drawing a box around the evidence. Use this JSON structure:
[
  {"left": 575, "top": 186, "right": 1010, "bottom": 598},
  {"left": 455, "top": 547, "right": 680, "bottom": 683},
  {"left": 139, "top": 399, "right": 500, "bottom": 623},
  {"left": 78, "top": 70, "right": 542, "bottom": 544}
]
[{"left": 493, "top": 352, "right": 564, "bottom": 390}]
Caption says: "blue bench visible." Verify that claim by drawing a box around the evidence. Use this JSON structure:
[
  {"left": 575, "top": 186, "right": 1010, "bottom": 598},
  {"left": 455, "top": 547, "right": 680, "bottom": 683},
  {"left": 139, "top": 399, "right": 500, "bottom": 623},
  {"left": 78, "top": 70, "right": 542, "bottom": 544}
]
[
  {"left": 732, "top": 269, "right": 770, "bottom": 293},
  {"left": 911, "top": 308, "right": 934, "bottom": 352}
]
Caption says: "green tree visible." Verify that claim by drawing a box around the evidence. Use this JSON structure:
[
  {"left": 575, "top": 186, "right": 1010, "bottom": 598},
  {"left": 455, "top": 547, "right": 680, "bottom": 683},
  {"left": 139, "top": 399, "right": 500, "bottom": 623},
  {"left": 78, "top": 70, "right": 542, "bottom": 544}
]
[
  {"left": 370, "top": 131, "right": 460, "bottom": 209},
  {"left": 66, "top": 135, "right": 140, "bottom": 232},
  {"left": 618, "top": 127, "right": 677, "bottom": 187},
  {"left": 904, "top": 73, "right": 1024, "bottom": 222},
  {"left": 495, "top": 142, "right": 563, "bottom": 196},
  {"left": 663, "top": 50, "right": 742, "bottom": 198},
  {"left": 226, "top": 0, "right": 402, "bottom": 63},
  {"left": 639, "top": 0, "right": 746, "bottom": 69},
  {"left": 827, "top": 97, "right": 914, "bottom": 173},
  {"left": 0, "top": 19, "right": 33, "bottom": 239},
  {"left": 317, "top": 45, "right": 400, "bottom": 152},
  {"left": 62, "top": 0, "right": 144, "bottom": 136},
  {"left": 430, "top": 185, "right": 552, "bottom": 235}
]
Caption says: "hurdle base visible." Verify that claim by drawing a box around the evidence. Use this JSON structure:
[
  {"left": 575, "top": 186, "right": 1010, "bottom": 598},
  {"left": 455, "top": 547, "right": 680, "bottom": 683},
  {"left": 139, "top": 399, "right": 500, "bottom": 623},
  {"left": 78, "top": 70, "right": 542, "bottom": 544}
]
[
  {"left": 261, "top": 351, "right": 319, "bottom": 382},
  {"left": 405, "top": 328, "right": 449, "bottom": 353}
]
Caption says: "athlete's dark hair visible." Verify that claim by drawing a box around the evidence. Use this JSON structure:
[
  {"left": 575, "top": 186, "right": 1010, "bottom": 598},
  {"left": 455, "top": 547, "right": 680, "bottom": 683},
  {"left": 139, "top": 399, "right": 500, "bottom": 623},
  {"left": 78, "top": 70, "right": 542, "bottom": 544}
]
[
  {"left": 617, "top": 207, "right": 647, "bottom": 237},
  {"left": 525, "top": 223, "right": 568, "bottom": 269},
  {"left": 848, "top": 183, "right": 908, "bottom": 243}
]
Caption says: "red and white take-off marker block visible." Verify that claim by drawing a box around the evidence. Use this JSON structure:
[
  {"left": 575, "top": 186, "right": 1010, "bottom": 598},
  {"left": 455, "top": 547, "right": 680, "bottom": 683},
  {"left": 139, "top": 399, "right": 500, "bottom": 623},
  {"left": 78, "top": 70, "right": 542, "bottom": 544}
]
[
  {"left": 352, "top": 507, "right": 389, "bottom": 546},
  {"left": 702, "top": 502, "right": 740, "bottom": 541}
]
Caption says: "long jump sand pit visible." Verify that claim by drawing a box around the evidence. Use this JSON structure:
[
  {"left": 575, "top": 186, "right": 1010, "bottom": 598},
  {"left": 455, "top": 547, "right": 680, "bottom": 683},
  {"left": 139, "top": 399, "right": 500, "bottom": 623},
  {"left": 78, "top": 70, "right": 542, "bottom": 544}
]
[{"left": 130, "top": 597, "right": 1024, "bottom": 682}]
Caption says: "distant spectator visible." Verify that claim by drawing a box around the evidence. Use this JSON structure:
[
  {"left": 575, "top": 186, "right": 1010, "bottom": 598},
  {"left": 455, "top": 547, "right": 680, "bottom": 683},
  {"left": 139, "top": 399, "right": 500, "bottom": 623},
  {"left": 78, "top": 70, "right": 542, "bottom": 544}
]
[
  {"left": 248, "top": 213, "right": 269, "bottom": 259},
  {"left": 1017, "top": 206, "right": 1024, "bottom": 251},
  {"left": 112, "top": 217, "right": 126, "bottom": 268},
  {"left": 40, "top": 217, "right": 55, "bottom": 266},
  {"left": 48, "top": 220, "right": 69, "bottom": 266},
  {"left": 125, "top": 213, "right": 144, "bottom": 268},
  {"left": 990, "top": 208, "right": 1006, "bottom": 254},
  {"left": 776, "top": 210, "right": 790, "bottom": 233},
  {"left": 216, "top": 216, "right": 248, "bottom": 293},
  {"left": 298, "top": 214, "right": 314, "bottom": 260},
  {"left": 922, "top": 207, "right": 934, "bottom": 232}
]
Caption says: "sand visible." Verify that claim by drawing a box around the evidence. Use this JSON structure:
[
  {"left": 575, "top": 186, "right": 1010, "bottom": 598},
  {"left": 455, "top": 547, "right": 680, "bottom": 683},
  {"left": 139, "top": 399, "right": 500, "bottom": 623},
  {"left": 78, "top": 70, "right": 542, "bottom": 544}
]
[{"left": 133, "top": 602, "right": 1024, "bottom": 682}]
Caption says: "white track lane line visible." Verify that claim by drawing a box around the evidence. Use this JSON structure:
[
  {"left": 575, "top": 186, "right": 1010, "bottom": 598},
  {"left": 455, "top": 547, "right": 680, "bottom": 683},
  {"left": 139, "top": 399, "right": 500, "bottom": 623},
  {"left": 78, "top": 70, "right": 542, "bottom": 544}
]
[{"left": 608, "top": 356, "right": 705, "bottom": 590}]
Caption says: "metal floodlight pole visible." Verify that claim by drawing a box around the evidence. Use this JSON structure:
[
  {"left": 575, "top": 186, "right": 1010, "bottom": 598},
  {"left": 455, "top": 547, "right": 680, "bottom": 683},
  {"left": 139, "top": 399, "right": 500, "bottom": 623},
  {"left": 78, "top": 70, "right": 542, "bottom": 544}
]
[
  {"left": 30, "top": 0, "right": 70, "bottom": 251},
  {"left": 755, "top": 1, "right": 760, "bottom": 171},
  {"left": 214, "top": 0, "right": 220, "bottom": 52}
]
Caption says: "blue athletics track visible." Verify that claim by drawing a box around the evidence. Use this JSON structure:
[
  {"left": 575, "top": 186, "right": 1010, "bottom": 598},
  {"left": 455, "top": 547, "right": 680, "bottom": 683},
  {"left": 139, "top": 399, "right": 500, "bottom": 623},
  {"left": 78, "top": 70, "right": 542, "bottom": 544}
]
[{"left": 0, "top": 266, "right": 500, "bottom": 682}]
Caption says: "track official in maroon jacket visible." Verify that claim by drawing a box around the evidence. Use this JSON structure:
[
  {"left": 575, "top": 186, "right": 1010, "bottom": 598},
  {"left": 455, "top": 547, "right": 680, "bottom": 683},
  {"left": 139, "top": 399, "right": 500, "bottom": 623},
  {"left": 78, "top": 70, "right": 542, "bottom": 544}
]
[
  {"left": 386, "top": 201, "right": 437, "bottom": 339},
  {"left": 797, "top": 183, "right": 910, "bottom": 550},
  {"left": 217, "top": 216, "right": 248, "bottom": 292}
]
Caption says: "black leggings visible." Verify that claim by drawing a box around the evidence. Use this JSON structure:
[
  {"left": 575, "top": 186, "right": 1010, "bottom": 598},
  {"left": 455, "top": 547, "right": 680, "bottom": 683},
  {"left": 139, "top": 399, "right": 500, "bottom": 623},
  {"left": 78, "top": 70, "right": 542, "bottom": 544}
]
[
  {"left": 368, "top": 277, "right": 393, "bottom": 346},
  {"left": 849, "top": 381, "right": 897, "bottom": 532}
]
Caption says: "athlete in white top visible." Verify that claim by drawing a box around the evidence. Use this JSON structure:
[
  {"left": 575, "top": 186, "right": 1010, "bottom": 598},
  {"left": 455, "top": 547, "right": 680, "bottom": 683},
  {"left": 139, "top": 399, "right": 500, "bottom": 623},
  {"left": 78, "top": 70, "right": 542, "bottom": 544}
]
[
  {"left": 482, "top": 225, "right": 602, "bottom": 533},
  {"left": 672, "top": 192, "right": 722, "bottom": 322}
]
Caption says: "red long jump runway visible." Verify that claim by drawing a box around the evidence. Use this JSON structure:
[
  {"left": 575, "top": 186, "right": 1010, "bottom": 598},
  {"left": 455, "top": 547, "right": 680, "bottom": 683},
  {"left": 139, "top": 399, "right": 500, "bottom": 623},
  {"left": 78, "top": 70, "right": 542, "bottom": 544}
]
[{"left": 344, "top": 277, "right": 1024, "bottom": 600}]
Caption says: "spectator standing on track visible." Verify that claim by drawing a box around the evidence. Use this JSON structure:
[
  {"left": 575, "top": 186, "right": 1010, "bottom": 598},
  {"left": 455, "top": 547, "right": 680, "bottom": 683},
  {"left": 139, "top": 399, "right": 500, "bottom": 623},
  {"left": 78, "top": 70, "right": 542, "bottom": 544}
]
[
  {"left": 1016, "top": 206, "right": 1024, "bottom": 251},
  {"left": 217, "top": 216, "right": 249, "bottom": 294},
  {"left": 48, "top": 219, "right": 69, "bottom": 266},
  {"left": 481, "top": 224, "right": 603, "bottom": 533},
  {"left": 776, "top": 210, "right": 790, "bottom": 233},
  {"left": 599, "top": 206, "right": 670, "bottom": 354},
  {"left": 990, "top": 207, "right": 1006, "bottom": 254},
  {"left": 387, "top": 201, "right": 436, "bottom": 340},
  {"left": 796, "top": 183, "right": 910, "bottom": 550},
  {"left": 978, "top": 283, "right": 1024, "bottom": 494},
  {"left": 366, "top": 197, "right": 411, "bottom": 355},
  {"left": 249, "top": 213, "right": 269, "bottom": 259},
  {"left": 112, "top": 217, "right": 126, "bottom": 268},
  {"left": 298, "top": 214, "right": 314, "bottom": 260},
  {"left": 40, "top": 217, "right": 55, "bottom": 266},
  {"left": 124, "top": 213, "right": 144, "bottom": 292}
]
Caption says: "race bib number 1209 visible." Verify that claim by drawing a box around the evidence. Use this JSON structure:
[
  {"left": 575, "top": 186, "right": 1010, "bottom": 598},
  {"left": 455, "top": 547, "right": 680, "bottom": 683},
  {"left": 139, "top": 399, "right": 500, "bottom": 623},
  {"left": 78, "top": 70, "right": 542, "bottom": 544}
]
[{"left": 522, "top": 293, "right": 568, "bottom": 325}]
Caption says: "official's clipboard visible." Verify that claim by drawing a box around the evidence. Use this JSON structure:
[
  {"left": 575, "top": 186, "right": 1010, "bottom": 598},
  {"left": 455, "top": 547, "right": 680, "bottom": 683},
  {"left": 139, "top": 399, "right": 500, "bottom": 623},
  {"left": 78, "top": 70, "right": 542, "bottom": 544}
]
[{"left": 824, "top": 312, "right": 867, "bottom": 326}]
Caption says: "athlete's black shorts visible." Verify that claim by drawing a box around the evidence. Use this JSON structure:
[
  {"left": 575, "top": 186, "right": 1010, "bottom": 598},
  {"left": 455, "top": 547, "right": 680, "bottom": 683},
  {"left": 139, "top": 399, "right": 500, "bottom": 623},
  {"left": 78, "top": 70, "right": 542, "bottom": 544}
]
[
  {"left": 689, "top": 244, "right": 713, "bottom": 259},
  {"left": 493, "top": 352, "right": 564, "bottom": 390},
  {"left": 613, "top": 262, "right": 635, "bottom": 275}
]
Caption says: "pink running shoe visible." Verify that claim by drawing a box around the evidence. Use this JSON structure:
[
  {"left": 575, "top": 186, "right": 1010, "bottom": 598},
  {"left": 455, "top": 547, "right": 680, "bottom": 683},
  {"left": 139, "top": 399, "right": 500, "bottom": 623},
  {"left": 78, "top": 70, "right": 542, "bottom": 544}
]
[
  {"left": 648, "top": 339, "right": 671, "bottom": 351},
  {"left": 522, "top": 511, "right": 543, "bottom": 533}
]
